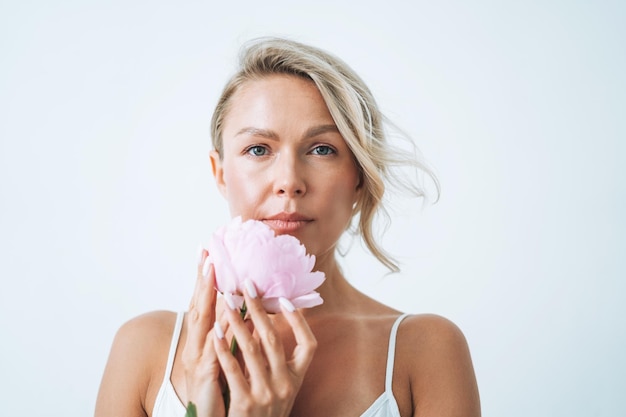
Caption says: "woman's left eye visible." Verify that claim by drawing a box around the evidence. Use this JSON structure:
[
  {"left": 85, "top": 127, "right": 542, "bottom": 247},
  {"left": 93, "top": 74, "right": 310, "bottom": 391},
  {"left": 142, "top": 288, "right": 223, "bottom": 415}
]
[
  {"left": 311, "top": 145, "right": 335, "bottom": 156},
  {"left": 246, "top": 145, "right": 268, "bottom": 156}
]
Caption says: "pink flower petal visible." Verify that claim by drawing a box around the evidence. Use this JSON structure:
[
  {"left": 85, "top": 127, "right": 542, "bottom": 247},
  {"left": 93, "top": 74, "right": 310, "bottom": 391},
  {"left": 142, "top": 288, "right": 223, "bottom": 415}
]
[
  {"left": 261, "top": 298, "right": 282, "bottom": 314},
  {"left": 208, "top": 217, "right": 325, "bottom": 313},
  {"left": 291, "top": 292, "right": 324, "bottom": 309}
]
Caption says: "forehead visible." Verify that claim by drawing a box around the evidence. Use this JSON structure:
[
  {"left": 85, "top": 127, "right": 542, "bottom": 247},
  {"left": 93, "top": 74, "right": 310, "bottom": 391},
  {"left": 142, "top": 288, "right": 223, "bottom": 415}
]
[
  {"left": 233, "top": 73, "right": 320, "bottom": 102},
  {"left": 222, "top": 74, "right": 335, "bottom": 133}
]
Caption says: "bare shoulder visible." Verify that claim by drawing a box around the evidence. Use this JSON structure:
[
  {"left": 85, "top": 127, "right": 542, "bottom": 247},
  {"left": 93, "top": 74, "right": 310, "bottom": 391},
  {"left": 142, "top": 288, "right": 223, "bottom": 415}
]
[
  {"left": 109, "top": 310, "right": 178, "bottom": 373},
  {"left": 397, "top": 314, "right": 481, "bottom": 417},
  {"left": 399, "top": 314, "right": 470, "bottom": 351},
  {"left": 115, "top": 310, "right": 178, "bottom": 347},
  {"left": 95, "top": 310, "right": 178, "bottom": 417}
]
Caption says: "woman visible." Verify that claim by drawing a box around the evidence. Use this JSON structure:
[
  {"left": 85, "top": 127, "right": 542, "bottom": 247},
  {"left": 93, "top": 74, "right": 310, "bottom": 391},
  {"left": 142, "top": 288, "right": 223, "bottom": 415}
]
[{"left": 95, "top": 37, "right": 480, "bottom": 417}]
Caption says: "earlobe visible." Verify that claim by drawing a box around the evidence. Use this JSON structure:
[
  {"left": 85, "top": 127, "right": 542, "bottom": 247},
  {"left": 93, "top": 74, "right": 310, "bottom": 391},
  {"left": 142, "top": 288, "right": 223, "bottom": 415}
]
[{"left": 209, "top": 150, "right": 227, "bottom": 197}]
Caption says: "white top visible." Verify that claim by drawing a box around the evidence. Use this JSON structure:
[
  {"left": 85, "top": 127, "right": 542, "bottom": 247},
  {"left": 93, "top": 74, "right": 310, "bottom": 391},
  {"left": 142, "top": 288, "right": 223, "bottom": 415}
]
[
  {"left": 152, "top": 312, "right": 410, "bottom": 417},
  {"left": 152, "top": 311, "right": 186, "bottom": 417}
]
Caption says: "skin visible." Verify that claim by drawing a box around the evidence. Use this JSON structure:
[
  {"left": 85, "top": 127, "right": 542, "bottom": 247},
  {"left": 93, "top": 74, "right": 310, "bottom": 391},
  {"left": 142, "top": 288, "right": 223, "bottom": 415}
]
[{"left": 95, "top": 75, "right": 481, "bottom": 417}]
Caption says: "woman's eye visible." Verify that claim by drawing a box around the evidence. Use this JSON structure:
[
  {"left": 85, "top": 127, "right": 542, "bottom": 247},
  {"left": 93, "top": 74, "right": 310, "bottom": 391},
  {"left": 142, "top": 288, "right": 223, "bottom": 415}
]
[
  {"left": 311, "top": 145, "right": 335, "bottom": 156},
  {"left": 247, "top": 145, "right": 268, "bottom": 156}
]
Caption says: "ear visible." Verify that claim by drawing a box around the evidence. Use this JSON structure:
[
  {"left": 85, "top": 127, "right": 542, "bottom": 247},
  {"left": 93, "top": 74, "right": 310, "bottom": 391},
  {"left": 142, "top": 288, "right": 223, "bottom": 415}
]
[
  {"left": 353, "top": 186, "right": 362, "bottom": 208},
  {"left": 354, "top": 169, "right": 364, "bottom": 198},
  {"left": 209, "top": 150, "right": 227, "bottom": 197},
  {"left": 351, "top": 175, "right": 363, "bottom": 213}
]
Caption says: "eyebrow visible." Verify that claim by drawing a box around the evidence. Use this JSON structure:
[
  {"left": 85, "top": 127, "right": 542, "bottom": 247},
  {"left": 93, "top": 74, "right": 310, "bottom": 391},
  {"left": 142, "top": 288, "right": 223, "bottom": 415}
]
[
  {"left": 235, "top": 127, "right": 279, "bottom": 139},
  {"left": 235, "top": 124, "right": 339, "bottom": 140},
  {"left": 303, "top": 124, "right": 340, "bottom": 139}
]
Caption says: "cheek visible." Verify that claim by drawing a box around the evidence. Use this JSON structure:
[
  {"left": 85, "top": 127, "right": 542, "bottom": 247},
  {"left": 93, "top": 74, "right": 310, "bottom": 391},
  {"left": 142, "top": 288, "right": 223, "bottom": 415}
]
[
  {"left": 222, "top": 167, "right": 267, "bottom": 214},
  {"left": 329, "top": 181, "right": 360, "bottom": 216}
]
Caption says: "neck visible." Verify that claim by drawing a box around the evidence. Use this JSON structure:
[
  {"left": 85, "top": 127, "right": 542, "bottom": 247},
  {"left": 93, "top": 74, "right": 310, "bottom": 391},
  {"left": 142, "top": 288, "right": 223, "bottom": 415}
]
[{"left": 301, "top": 251, "right": 359, "bottom": 318}]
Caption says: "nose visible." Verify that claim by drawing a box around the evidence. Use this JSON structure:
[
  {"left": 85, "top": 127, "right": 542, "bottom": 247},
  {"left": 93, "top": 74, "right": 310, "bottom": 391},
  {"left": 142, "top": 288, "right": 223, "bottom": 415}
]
[{"left": 273, "top": 152, "right": 306, "bottom": 197}]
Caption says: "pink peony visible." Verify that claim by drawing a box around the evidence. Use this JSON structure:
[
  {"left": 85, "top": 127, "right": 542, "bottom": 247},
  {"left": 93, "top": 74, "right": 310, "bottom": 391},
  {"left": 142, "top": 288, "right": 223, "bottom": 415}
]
[{"left": 208, "top": 216, "right": 325, "bottom": 313}]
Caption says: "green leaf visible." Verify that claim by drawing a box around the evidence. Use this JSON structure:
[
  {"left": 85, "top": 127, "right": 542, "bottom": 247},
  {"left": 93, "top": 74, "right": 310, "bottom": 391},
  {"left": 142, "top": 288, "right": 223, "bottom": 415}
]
[{"left": 185, "top": 401, "right": 197, "bottom": 417}]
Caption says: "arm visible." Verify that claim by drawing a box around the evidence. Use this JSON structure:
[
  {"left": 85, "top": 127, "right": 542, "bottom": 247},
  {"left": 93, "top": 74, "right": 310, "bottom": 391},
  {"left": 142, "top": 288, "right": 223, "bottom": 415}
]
[
  {"left": 94, "top": 311, "right": 171, "bottom": 417},
  {"left": 408, "top": 315, "right": 481, "bottom": 417}
]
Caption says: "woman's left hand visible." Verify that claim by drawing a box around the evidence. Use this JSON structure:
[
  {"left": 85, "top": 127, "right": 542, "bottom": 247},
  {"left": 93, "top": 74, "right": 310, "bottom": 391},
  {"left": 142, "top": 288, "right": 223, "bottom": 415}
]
[{"left": 213, "top": 281, "right": 317, "bottom": 417}]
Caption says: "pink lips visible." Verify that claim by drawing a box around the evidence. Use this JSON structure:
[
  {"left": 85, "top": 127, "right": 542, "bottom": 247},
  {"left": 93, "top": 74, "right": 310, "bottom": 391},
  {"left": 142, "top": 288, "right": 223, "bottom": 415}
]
[{"left": 262, "top": 212, "right": 313, "bottom": 233}]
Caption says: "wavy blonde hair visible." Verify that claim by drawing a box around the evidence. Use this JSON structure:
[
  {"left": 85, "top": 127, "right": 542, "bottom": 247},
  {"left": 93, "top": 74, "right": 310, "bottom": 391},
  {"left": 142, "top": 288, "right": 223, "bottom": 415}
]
[{"left": 211, "top": 37, "right": 438, "bottom": 272}]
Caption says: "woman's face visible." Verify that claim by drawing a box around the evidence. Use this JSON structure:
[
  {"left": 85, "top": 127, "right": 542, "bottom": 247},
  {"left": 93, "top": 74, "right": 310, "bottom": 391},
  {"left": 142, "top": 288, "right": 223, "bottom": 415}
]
[{"left": 211, "top": 74, "right": 361, "bottom": 261}]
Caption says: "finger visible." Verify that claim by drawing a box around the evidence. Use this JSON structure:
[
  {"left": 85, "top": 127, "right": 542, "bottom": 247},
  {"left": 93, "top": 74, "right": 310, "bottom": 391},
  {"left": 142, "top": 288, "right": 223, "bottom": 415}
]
[
  {"left": 212, "top": 320, "right": 251, "bottom": 397},
  {"left": 201, "top": 309, "right": 226, "bottom": 358},
  {"left": 186, "top": 259, "right": 217, "bottom": 355},
  {"left": 279, "top": 297, "right": 317, "bottom": 375},
  {"left": 242, "top": 281, "right": 288, "bottom": 376},
  {"left": 222, "top": 289, "right": 271, "bottom": 384},
  {"left": 185, "top": 323, "right": 225, "bottom": 417},
  {"left": 189, "top": 247, "right": 208, "bottom": 310}
]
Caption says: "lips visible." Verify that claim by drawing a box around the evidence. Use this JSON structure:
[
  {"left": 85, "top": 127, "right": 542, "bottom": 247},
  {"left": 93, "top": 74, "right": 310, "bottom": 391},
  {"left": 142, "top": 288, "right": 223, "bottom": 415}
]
[{"left": 262, "top": 212, "right": 313, "bottom": 233}]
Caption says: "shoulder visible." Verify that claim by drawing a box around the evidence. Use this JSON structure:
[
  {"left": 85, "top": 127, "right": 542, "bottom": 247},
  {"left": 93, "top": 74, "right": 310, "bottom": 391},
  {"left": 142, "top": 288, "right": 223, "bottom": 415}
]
[
  {"left": 397, "top": 314, "right": 473, "bottom": 381},
  {"left": 114, "top": 310, "right": 179, "bottom": 346},
  {"left": 397, "top": 314, "right": 481, "bottom": 416},
  {"left": 110, "top": 310, "right": 178, "bottom": 366},
  {"left": 399, "top": 314, "right": 470, "bottom": 351},
  {"left": 111, "top": 310, "right": 179, "bottom": 386},
  {"left": 95, "top": 310, "right": 179, "bottom": 417}
]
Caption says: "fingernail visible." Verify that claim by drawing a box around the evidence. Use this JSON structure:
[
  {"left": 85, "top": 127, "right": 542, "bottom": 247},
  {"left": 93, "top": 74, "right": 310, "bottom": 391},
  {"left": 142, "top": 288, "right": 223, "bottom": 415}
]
[
  {"left": 202, "top": 257, "right": 211, "bottom": 277},
  {"left": 279, "top": 297, "right": 296, "bottom": 313},
  {"left": 244, "top": 280, "right": 257, "bottom": 299},
  {"left": 223, "top": 292, "right": 237, "bottom": 310},
  {"left": 214, "top": 321, "right": 224, "bottom": 339},
  {"left": 196, "top": 245, "right": 204, "bottom": 264}
]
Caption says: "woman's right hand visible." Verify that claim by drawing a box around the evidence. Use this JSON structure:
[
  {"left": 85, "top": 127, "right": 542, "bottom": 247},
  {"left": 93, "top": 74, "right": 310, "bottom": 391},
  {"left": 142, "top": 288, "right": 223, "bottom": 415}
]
[{"left": 181, "top": 249, "right": 226, "bottom": 417}]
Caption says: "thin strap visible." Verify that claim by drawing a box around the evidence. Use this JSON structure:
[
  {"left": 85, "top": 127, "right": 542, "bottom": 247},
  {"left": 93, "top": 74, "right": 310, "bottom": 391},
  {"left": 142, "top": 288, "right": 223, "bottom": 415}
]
[
  {"left": 162, "top": 312, "right": 185, "bottom": 382},
  {"left": 385, "top": 313, "right": 410, "bottom": 391}
]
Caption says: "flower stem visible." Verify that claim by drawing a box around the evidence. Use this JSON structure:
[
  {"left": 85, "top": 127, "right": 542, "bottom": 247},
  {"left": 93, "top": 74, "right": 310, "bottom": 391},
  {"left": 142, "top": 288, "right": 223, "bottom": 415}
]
[{"left": 229, "top": 301, "right": 247, "bottom": 352}]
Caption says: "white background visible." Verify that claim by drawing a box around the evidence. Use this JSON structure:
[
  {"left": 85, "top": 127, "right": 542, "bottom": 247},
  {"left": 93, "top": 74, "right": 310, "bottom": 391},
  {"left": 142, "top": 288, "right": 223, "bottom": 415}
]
[{"left": 1, "top": 1, "right": 624, "bottom": 416}]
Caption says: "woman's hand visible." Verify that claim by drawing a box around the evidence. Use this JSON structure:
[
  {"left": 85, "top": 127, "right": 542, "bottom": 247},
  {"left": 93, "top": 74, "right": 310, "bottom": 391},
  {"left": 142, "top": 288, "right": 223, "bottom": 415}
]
[
  {"left": 213, "top": 281, "right": 317, "bottom": 417},
  {"left": 181, "top": 249, "right": 226, "bottom": 417}
]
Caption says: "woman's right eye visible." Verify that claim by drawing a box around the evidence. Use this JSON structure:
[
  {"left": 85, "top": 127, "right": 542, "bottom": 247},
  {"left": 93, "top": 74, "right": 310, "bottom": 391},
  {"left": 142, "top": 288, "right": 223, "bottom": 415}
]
[{"left": 246, "top": 145, "right": 268, "bottom": 156}]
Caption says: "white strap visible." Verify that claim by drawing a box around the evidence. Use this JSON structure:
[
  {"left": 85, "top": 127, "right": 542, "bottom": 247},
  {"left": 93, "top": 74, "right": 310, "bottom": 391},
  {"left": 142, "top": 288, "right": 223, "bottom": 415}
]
[
  {"left": 385, "top": 313, "right": 410, "bottom": 391},
  {"left": 162, "top": 311, "right": 185, "bottom": 382}
]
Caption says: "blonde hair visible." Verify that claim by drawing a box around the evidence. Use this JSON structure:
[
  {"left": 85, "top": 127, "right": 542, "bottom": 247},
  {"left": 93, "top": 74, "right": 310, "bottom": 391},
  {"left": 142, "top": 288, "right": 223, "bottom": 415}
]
[{"left": 211, "top": 37, "right": 438, "bottom": 272}]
